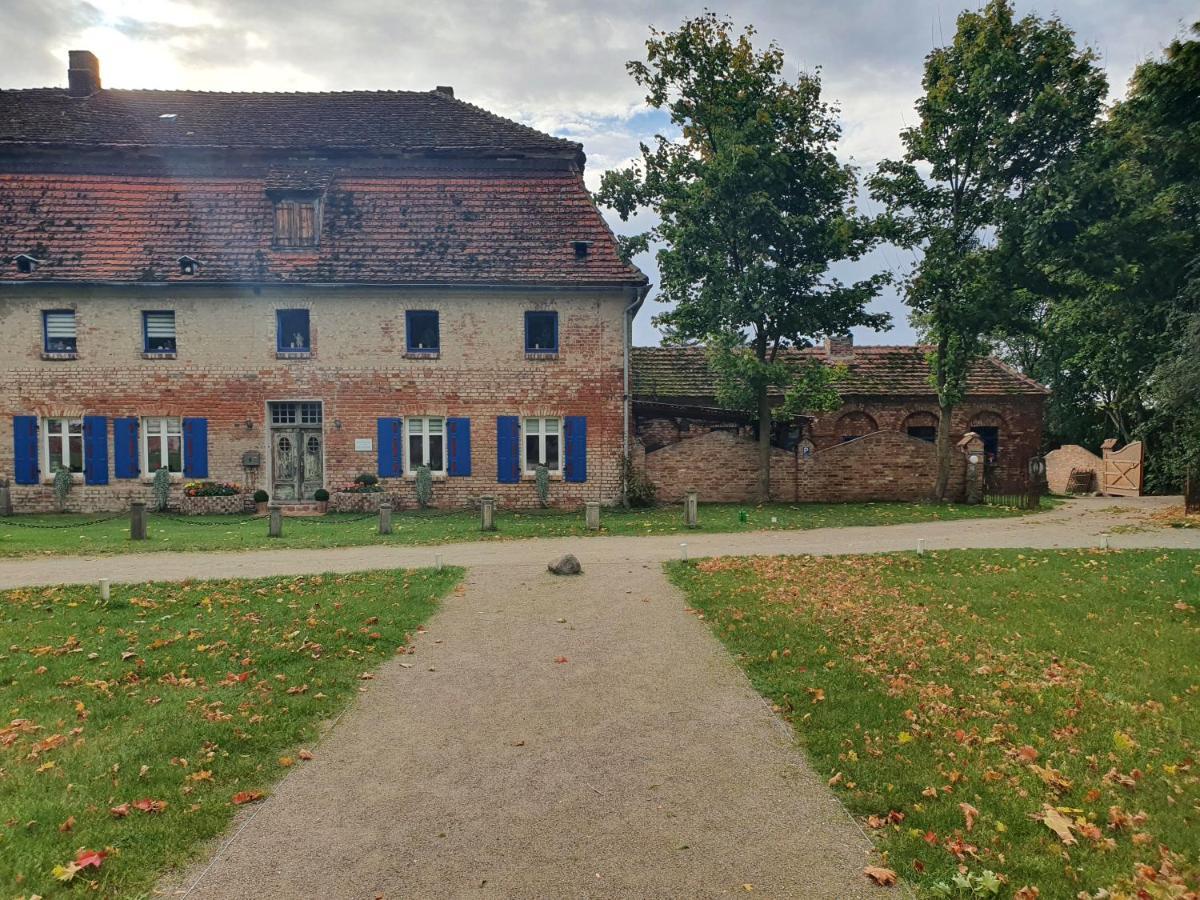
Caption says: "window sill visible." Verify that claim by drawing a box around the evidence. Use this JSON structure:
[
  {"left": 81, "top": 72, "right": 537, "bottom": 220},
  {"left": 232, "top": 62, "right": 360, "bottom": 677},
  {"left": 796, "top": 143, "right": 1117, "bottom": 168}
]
[
  {"left": 41, "top": 352, "right": 78, "bottom": 361},
  {"left": 142, "top": 351, "right": 177, "bottom": 360},
  {"left": 522, "top": 471, "right": 564, "bottom": 482},
  {"left": 404, "top": 350, "right": 441, "bottom": 360},
  {"left": 276, "top": 350, "right": 313, "bottom": 359},
  {"left": 403, "top": 471, "right": 448, "bottom": 481},
  {"left": 525, "top": 352, "right": 559, "bottom": 361}
]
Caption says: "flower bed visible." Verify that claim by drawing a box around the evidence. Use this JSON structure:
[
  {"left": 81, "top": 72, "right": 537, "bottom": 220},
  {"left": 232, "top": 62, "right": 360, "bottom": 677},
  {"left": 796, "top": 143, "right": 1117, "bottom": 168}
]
[
  {"left": 183, "top": 481, "right": 242, "bottom": 498},
  {"left": 178, "top": 493, "right": 255, "bottom": 516}
]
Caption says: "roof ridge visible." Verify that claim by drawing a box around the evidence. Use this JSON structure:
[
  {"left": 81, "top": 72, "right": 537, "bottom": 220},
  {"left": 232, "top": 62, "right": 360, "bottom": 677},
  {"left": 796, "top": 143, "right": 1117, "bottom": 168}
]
[{"left": 428, "top": 91, "right": 580, "bottom": 151}]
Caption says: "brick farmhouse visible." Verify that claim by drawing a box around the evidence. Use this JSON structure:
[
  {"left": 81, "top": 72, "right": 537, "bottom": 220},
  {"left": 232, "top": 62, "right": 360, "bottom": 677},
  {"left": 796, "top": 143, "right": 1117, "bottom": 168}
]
[
  {"left": 0, "top": 54, "right": 1047, "bottom": 513},
  {"left": 0, "top": 53, "right": 649, "bottom": 512}
]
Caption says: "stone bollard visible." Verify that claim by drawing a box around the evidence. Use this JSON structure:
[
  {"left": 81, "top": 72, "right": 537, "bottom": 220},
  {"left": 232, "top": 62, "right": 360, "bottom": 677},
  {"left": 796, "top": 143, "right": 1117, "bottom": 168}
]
[
  {"left": 130, "top": 500, "right": 148, "bottom": 541},
  {"left": 378, "top": 501, "right": 393, "bottom": 535},
  {"left": 0, "top": 478, "right": 12, "bottom": 517},
  {"left": 480, "top": 496, "right": 496, "bottom": 531},
  {"left": 99, "top": 578, "right": 111, "bottom": 601},
  {"left": 585, "top": 501, "right": 600, "bottom": 531},
  {"left": 684, "top": 490, "right": 698, "bottom": 529},
  {"left": 268, "top": 503, "right": 283, "bottom": 538}
]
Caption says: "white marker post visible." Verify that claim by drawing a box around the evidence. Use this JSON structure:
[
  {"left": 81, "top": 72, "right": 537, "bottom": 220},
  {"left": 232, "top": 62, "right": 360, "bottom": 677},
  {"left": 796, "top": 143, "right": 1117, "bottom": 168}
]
[
  {"left": 917, "top": 539, "right": 925, "bottom": 556},
  {"left": 680, "top": 542, "right": 689, "bottom": 561},
  {"left": 99, "top": 578, "right": 110, "bottom": 601}
]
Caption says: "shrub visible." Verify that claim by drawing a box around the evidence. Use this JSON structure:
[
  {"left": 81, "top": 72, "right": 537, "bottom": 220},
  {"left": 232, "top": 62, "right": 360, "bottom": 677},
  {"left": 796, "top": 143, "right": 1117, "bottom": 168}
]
[
  {"left": 253, "top": 489, "right": 270, "bottom": 503},
  {"left": 313, "top": 488, "right": 329, "bottom": 502},
  {"left": 183, "top": 481, "right": 241, "bottom": 498},
  {"left": 52, "top": 465, "right": 72, "bottom": 511},
  {"left": 152, "top": 467, "right": 173, "bottom": 511},
  {"left": 353, "top": 472, "right": 379, "bottom": 486},
  {"left": 337, "top": 481, "right": 382, "bottom": 494},
  {"left": 414, "top": 465, "right": 433, "bottom": 508},
  {"left": 619, "top": 453, "right": 657, "bottom": 508},
  {"left": 535, "top": 464, "right": 550, "bottom": 507}
]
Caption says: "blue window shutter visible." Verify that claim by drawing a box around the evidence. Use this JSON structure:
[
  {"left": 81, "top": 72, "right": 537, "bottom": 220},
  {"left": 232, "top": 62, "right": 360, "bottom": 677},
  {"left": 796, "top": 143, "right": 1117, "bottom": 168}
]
[
  {"left": 182, "top": 417, "right": 208, "bottom": 478},
  {"left": 113, "top": 417, "right": 140, "bottom": 479},
  {"left": 83, "top": 416, "right": 109, "bottom": 485},
  {"left": 447, "top": 417, "right": 471, "bottom": 477},
  {"left": 496, "top": 416, "right": 520, "bottom": 483},
  {"left": 13, "top": 416, "right": 38, "bottom": 485},
  {"left": 377, "top": 418, "right": 404, "bottom": 477},
  {"left": 564, "top": 416, "right": 587, "bottom": 483}
]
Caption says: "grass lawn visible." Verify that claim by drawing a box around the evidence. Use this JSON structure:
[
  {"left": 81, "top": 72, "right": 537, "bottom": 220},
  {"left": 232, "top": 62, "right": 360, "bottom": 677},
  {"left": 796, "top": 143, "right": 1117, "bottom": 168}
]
[
  {"left": 669, "top": 549, "right": 1200, "bottom": 899},
  {"left": 0, "top": 500, "right": 1046, "bottom": 558},
  {"left": 0, "top": 567, "right": 461, "bottom": 898}
]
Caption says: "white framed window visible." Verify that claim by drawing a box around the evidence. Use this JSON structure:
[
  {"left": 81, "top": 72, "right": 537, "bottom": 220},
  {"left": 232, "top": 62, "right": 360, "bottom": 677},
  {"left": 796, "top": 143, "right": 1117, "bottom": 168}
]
[
  {"left": 143, "top": 416, "right": 184, "bottom": 475},
  {"left": 407, "top": 417, "right": 445, "bottom": 474},
  {"left": 523, "top": 417, "right": 561, "bottom": 474},
  {"left": 44, "top": 417, "right": 84, "bottom": 473}
]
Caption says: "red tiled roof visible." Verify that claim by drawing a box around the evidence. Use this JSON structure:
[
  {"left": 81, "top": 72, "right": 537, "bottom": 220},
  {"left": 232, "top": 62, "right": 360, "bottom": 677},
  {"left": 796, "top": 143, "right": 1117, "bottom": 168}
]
[
  {"left": 0, "top": 171, "right": 646, "bottom": 286},
  {"left": 632, "top": 345, "right": 1048, "bottom": 399},
  {"left": 0, "top": 88, "right": 580, "bottom": 158}
]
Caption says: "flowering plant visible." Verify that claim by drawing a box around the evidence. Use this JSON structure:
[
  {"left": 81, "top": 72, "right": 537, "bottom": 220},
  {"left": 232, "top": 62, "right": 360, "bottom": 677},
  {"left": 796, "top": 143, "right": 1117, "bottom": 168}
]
[
  {"left": 336, "top": 481, "right": 383, "bottom": 494},
  {"left": 183, "top": 481, "right": 241, "bottom": 497}
]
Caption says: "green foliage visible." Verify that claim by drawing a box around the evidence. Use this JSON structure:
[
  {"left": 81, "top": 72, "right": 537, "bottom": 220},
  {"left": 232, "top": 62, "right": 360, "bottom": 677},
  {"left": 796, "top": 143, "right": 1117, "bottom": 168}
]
[
  {"left": 930, "top": 870, "right": 1003, "bottom": 898},
  {"left": 597, "top": 13, "right": 888, "bottom": 498},
  {"left": 152, "top": 467, "right": 173, "bottom": 511},
  {"left": 534, "top": 464, "right": 551, "bottom": 507},
  {"left": 707, "top": 336, "right": 844, "bottom": 422},
  {"left": 354, "top": 472, "right": 379, "bottom": 487},
  {"left": 870, "top": 0, "right": 1106, "bottom": 497},
  {"left": 414, "top": 465, "right": 433, "bottom": 509},
  {"left": 52, "top": 465, "right": 72, "bottom": 510},
  {"left": 619, "top": 453, "right": 657, "bottom": 508},
  {"left": 312, "top": 488, "right": 329, "bottom": 502},
  {"left": 996, "top": 22, "right": 1199, "bottom": 491}
]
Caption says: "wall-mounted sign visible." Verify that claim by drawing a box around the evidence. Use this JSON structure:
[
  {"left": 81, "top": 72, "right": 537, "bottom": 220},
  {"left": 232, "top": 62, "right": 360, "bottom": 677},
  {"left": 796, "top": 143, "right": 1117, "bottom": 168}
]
[{"left": 354, "top": 438, "right": 373, "bottom": 452}]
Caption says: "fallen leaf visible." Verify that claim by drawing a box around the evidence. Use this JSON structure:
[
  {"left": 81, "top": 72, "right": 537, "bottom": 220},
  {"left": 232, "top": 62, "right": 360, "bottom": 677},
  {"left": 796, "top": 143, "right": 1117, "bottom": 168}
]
[
  {"left": 1031, "top": 804, "right": 1076, "bottom": 845},
  {"left": 132, "top": 798, "right": 167, "bottom": 814},
  {"left": 959, "top": 802, "right": 979, "bottom": 832},
  {"left": 298, "top": 749, "right": 314, "bottom": 761},
  {"left": 110, "top": 803, "right": 130, "bottom": 818},
  {"left": 863, "top": 865, "right": 897, "bottom": 886},
  {"left": 232, "top": 790, "right": 264, "bottom": 805},
  {"left": 75, "top": 849, "right": 106, "bottom": 870},
  {"left": 58, "top": 815, "right": 75, "bottom": 832},
  {"left": 554, "top": 656, "right": 568, "bottom": 664}
]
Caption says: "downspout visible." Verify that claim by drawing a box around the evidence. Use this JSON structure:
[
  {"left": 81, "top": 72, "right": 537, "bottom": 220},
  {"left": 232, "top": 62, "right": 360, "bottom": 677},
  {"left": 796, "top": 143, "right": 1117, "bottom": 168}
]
[{"left": 622, "top": 283, "right": 650, "bottom": 502}]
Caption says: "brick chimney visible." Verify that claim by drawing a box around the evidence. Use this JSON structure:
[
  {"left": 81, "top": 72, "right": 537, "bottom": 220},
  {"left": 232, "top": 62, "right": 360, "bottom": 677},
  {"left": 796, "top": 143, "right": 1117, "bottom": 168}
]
[
  {"left": 68, "top": 51, "right": 101, "bottom": 97},
  {"left": 824, "top": 333, "right": 854, "bottom": 360},
  {"left": 434, "top": 85, "right": 455, "bottom": 98}
]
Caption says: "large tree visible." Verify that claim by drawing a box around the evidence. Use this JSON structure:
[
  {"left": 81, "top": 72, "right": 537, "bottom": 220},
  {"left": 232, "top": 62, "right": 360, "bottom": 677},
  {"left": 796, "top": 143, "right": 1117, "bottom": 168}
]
[
  {"left": 870, "top": 0, "right": 1106, "bottom": 498},
  {"left": 998, "top": 21, "right": 1199, "bottom": 490},
  {"left": 597, "top": 13, "right": 888, "bottom": 502}
]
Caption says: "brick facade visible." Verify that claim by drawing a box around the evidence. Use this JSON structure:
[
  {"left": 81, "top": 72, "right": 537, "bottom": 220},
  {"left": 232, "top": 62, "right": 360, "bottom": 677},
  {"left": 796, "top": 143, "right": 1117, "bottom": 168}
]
[
  {"left": 1045, "top": 444, "right": 1103, "bottom": 494},
  {"left": 0, "top": 287, "right": 632, "bottom": 512},
  {"left": 644, "top": 429, "right": 973, "bottom": 504}
]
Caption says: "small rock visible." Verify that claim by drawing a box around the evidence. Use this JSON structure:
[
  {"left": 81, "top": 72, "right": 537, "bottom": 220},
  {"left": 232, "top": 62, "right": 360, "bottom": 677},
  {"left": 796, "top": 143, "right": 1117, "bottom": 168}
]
[{"left": 548, "top": 554, "right": 582, "bottom": 575}]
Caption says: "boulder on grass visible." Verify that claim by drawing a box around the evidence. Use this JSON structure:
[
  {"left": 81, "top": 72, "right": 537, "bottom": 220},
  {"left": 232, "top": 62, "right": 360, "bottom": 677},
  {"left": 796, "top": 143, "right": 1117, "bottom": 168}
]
[{"left": 548, "top": 554, "right": 582, "bottom": 576}]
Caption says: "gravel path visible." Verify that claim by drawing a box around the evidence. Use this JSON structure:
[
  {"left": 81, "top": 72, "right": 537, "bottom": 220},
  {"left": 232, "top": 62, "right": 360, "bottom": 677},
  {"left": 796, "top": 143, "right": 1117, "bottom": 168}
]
[
  {"left": 8, "top": 496, "right": 1194, "bottom": 899},
  {"left": 0, "top": 496, "right": 1195, "bottom": 591}
]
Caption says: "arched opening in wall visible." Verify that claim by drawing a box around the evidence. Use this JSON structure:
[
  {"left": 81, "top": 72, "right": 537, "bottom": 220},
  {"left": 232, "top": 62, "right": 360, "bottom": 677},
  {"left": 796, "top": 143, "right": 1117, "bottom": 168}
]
[
  {"left": 902, "top": 411, "right": 938, "bottom": 443},
  {"left": 836, "top": 411, "right": 878, "bottom": 443},
  {"left": 969, "top": 411, "right": 1006, "bottom": 463}
]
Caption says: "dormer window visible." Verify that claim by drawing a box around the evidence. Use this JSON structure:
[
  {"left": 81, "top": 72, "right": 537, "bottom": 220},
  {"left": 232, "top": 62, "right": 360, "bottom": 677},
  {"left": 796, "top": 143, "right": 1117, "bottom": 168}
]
[
  {"left": 16, "top": 254, "right": 39, "bottom": 274},
  {"left": 178, "top": 255, "right": 200, "bottom": 276},
  {"left": 572, "top": 240, "right": 592, "bottom": 259},
  {"left": 270, "top": 192, "right": 322, "bottom": 249}
]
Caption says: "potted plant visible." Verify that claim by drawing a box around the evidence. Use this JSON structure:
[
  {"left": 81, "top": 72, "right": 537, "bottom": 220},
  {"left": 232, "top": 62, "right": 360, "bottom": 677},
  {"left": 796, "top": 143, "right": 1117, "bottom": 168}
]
[
  {"left": 253, "top": 489, "right": 269, "bottom": 515},
  {"left": 313, "top": 488, "right": 329, "bottom": 513}
]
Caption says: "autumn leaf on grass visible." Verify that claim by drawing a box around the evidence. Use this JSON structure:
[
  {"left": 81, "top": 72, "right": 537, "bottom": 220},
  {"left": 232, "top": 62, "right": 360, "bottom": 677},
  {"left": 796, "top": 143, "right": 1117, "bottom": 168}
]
[
  {"left": 132, "top": 798, "right": 168, "bottom": 813},
  {"left": 298, "top": 749, "right": 314, "bottom": 761},
  {"left": 1031, "top": 804, "right": 1076, "bottom": 845},
  {"left": 58, "top": 815, "right": 75, "bottom": 832},
  {"left": 959, "top": 802, "right": 979, "bottom": 832},
  {"left": 232, "top": 790, "right": 265, "bottom": 805},
  {"left": 863, "top": 865, "right": 897, "bottom": 886},
  {"left": 54, "top": 849, "right": 106, "bottom": 881},
  {"left": 1030, "top": 764, "right": 1072, "bottom": 795},
  {"left": 110, "top": 803, "right": 130, "bottom": 818}
]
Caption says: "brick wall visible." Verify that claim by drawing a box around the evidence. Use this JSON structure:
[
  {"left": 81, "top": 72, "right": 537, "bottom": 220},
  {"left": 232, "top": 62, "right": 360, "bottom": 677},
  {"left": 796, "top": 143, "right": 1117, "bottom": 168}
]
[
  {"left": 1045, "top": 444, "right": 1102, "bottom": 494},
  {"left": 0, "top": 286, "right": 632, "bottom": 512},
  {"left": 643, "top": 429, "right": 970, "bottom": 504}
]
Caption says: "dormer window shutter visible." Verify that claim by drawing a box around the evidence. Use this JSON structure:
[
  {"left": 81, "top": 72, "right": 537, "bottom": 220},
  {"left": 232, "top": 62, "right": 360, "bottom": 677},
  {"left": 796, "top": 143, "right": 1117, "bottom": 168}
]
[{"left": 271, "top": 194, "right": 322, "bottom": 248}]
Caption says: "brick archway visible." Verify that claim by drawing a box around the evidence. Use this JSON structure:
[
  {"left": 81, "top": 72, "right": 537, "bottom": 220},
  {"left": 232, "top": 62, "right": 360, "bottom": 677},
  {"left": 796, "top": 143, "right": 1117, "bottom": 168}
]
[{"left": 835, "top": 411, "right": 877, "bottom": 442}]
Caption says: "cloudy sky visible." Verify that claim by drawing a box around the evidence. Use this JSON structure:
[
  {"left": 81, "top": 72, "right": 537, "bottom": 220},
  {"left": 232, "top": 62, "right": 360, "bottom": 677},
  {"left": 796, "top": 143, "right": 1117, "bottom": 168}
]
[{"left": 4, "top": 0, "right": 1194, "bottom": 345}]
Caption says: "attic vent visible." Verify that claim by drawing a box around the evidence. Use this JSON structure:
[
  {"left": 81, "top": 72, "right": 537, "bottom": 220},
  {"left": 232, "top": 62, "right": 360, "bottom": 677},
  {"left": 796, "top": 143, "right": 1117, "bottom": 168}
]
[
  {"left": 15, "top": 254, "right": 39, "bottom": 273},
  {"left": 572, "top": 240, "right": 592, "bottom": 259},
  {"left": 178, "top": 255, "right": 200, "bottom": 276}
]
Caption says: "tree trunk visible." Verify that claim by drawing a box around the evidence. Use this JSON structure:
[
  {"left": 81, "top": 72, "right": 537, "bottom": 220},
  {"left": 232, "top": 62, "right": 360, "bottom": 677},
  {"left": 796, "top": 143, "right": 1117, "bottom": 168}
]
[
  {"left": 757, "top": 383, "right": 772, "bottom": 503},
  {"left": 933, "top": 400, "right": 954, "bottom": 501}
]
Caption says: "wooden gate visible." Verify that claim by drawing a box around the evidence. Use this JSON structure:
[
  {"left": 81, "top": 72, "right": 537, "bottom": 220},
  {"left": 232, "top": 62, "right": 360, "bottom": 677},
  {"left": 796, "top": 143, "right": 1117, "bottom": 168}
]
[{"left": 1101, "top": 439, "right": 1144, "bottom": 497}]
